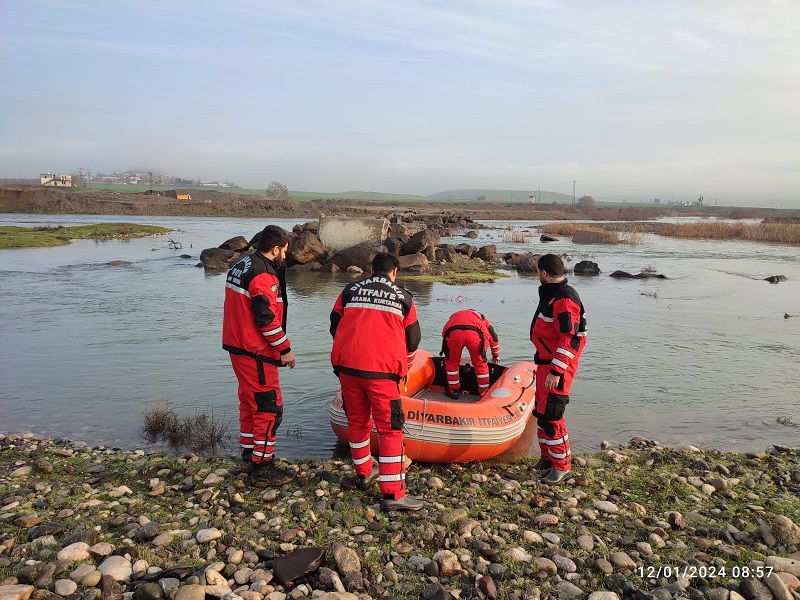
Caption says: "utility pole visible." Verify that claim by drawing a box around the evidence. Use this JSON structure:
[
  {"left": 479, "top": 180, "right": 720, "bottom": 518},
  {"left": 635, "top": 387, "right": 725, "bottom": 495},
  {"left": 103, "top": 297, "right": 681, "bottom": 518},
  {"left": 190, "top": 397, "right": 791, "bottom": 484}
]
[
  {"left": 78, "top": 167, "right": 85, "bottom": 188},
  {"left": 572, "top": 180, "right": 577, "bottom": 205},
  {"left": 148, "top": 171, "right": 153, "bottom": 194}
]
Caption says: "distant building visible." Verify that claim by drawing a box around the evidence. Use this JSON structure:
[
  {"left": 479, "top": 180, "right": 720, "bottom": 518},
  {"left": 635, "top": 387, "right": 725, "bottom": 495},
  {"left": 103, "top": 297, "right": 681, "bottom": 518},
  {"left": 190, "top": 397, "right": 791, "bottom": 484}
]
[{"left": 40, "top": 173, "right": 73, "bottom": 187}]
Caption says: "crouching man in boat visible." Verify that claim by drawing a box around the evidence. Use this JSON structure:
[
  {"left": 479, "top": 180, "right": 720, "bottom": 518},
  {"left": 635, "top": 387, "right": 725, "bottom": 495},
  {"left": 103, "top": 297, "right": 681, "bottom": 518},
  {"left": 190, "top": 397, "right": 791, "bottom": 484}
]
[
  {"left": 441, "top": 309, "right": 501, "bottom": 398},
  {"left": 530, "top": 254, "right": 587, "bottom": 484},
  {"left": 330, "top": 252, "right": 425, "bottom": 511},
  {"left": 223, "top": 225, "right": 297, "bottom": 487}
]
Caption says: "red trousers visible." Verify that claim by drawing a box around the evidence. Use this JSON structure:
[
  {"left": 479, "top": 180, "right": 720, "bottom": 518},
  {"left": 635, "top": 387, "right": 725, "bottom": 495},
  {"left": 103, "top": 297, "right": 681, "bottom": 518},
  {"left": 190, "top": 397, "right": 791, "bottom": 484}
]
[
  {"left": 534, "top": 364, "right": 573, "bottom": 470},
  {"left": 444, "top": 329, "right": 490, "bottom": 394},
  {"left": 338, "top": 373, "right": 407, "bottom": 499},
  {"left": 229, "top": 354, "right": 283, "bottom": 465}
]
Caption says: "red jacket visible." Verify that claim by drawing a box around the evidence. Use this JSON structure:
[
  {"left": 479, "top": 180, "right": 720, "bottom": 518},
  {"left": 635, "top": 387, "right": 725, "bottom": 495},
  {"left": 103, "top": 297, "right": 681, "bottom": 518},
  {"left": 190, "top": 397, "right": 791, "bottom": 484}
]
[
  {"left": 330, "top": 272, "right": 421, "bottom": 380},
  {"left": 223, "top": 252, "right": 290, "bottom": 364},
  {"left": 530, "top": 279, "right": 587, "bottom": 376},
  {"left": 441, "top": 309, "right": 500, "bottom": 359}
]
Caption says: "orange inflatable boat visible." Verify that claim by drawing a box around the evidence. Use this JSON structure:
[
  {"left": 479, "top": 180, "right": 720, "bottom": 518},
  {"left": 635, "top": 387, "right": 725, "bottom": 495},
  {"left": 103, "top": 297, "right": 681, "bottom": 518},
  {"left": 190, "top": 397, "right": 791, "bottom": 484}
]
[{"left": 329, "top": 349, "right": 537, "bottom": 463}]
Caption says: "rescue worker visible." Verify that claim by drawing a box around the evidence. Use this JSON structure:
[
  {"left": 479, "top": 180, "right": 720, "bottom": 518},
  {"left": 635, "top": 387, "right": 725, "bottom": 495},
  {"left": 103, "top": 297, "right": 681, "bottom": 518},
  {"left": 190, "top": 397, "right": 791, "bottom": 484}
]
[
  {"left": 330, "top": 252, "right": 424, "bottom": 511},
  {"left": 530, "top": 254, "right": 587, "bottom": 484},
  {"left": 440, "top": 309, "right": 501, "bottom": 398},
  {"left": 223, "top": 225, "right": 296, "bottom": 487}
]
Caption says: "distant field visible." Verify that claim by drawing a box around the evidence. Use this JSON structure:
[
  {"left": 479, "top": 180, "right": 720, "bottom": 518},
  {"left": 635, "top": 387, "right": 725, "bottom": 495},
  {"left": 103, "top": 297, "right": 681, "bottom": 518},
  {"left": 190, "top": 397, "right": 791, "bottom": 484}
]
[{"left": 85, "top": 183, "right": 457, "bottom": 203}]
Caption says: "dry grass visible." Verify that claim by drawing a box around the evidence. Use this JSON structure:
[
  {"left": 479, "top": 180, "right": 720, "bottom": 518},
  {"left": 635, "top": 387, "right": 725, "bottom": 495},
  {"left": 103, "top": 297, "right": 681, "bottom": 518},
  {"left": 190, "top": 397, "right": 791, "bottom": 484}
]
[
  {"left": 143, "top": 400, "right": 232, "bottom": 455},
  {"left": 500, "top": 230, "right": 534, "bottom": 243},
  {"left": 537, "top": 223, "right": 641, "bottom": 245},
  {"left": 656, "top": 221, "right": 800, "bottom": 243}
]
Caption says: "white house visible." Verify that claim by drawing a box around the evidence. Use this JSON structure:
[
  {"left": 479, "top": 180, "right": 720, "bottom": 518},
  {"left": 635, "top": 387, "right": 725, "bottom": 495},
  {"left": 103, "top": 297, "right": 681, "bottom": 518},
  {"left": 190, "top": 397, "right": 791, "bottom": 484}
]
[{"left": 40, "top": 173, "right": 73, "bottom": 187}]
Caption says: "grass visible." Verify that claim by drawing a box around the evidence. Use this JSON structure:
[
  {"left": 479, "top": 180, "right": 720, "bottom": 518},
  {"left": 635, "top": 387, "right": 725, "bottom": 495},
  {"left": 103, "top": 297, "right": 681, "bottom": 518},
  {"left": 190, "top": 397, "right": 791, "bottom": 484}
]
[
  {"left": 143, "top": 400, "right": 233, "bottom": 455},
  {"left": 655, "top": 221, "right": 800, "bottom": 244},
  {"left": 537, "top": 223, "right": 640, "bottom": 245},
  {"left": 0, "top": 223, "right": 171, "bottom": 249},
  {"left": 401, "top": 260, "right": 508, "bottom": 285}
]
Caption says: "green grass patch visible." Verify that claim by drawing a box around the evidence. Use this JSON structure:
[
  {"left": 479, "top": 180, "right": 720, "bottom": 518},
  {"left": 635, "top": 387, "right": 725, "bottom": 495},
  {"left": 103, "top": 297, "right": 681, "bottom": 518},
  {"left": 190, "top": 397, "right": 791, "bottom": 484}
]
[
  {"left": 400, "top": 260, "right": 507, "bottom": 285},
  {"left": 0, "top": 223, "right": 171, "bottom": 249}
]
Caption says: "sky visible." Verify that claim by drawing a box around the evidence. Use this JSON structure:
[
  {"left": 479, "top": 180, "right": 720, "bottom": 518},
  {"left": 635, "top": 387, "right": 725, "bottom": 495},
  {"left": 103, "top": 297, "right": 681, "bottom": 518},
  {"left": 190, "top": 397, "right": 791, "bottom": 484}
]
[{"left": 1, "top": 1, "right": 800, "bottom": 207}]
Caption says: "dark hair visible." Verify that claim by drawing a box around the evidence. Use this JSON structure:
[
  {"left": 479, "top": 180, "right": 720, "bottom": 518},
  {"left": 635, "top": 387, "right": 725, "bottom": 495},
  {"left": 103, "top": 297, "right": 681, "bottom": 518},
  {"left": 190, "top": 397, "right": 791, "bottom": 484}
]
[
  {"left": 256, "top": 225, "right": 291, "bottom": 252},
  {"left": 538, "top": 253, "right": 565, "bottom": 276},
  {"left": 372, "top": 252, "right": 400, "bottom": 273}
]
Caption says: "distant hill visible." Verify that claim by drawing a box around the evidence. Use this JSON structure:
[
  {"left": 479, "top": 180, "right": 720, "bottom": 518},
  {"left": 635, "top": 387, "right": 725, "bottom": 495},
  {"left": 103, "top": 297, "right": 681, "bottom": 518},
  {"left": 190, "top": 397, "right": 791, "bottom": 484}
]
[{"left": 427, "top": 189, "right": 574, "bottom": 203}]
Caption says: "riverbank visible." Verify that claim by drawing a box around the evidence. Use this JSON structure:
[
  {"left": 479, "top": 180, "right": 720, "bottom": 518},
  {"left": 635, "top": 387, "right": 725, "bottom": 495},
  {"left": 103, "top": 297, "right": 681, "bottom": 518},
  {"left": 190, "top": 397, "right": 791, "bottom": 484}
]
[
  {"left": 2, "top": 434, "right": 799, "bottom": 600},
  {"left": 0, "top": 224, "right": 171, "bottom": 249}
]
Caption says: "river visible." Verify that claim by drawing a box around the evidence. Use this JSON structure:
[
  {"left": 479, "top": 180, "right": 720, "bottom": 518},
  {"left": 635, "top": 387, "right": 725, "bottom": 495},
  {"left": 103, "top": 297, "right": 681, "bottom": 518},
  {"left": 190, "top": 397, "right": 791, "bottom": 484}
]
[{"left": 1, "top": 213, "right": 798, "bottom": 457}]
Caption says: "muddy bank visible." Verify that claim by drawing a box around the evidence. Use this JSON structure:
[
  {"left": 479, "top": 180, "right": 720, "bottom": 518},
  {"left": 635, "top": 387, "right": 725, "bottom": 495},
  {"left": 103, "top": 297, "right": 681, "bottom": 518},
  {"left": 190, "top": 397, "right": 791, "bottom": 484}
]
[{"left": 0, "top": 186, "right": 579, "bottom": 221}]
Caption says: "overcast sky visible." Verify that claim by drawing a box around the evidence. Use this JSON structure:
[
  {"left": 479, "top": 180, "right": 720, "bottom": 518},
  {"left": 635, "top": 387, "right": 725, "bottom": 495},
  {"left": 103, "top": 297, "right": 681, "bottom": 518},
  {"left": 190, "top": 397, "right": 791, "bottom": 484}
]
[{"left": 2, "top": 1, "right": 799, "bottom": 206}]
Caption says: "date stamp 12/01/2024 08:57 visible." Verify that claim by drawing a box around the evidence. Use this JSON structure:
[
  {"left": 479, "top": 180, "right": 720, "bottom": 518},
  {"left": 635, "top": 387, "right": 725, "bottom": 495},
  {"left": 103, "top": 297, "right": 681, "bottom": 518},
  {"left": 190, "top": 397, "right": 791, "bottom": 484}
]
[{"left": 637, "top": 565, "right": 774, "bottom": 580}]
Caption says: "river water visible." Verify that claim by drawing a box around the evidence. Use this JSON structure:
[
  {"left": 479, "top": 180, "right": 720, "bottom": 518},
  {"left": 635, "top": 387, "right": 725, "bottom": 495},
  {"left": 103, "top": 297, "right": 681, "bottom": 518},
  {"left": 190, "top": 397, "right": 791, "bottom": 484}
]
[{"left": 1, "top": 213, "right": 798, "bottom": 457}]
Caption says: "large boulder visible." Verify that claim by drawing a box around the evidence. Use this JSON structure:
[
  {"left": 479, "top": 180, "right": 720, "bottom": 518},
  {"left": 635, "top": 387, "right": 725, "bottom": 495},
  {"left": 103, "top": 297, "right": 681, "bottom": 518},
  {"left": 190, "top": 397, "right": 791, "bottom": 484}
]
[
  {"left": 436, "top": 246, "right": 458, "bottom": 263},
  {"left": 398, "top": 253, "right": 429, "bottom": 272},
  {"left": 384, "top": 237, "right": 406, "bottom": 256},
  {"left": 403, "top": 229, "right": 440, "bottom": 261},
  {"left": 454, "top": 243, "right": 477, "bottom": 258},
  {"left": 329, "top": 242, "right": 387, "bottom": 271},
  {"left": 574, "top": 260, "right": 601, "bottom": 275},
  {"left": 200, "top": 248, "right": 238, "bottom": 271},
  {"left": 516, "top": 254, "right": 539, "bottom": 273},
  {"left": 288, "top": 231, "right": 327, "bottom": 265},
  {"left": 292, "top": 220, "right": 319, "bottom": 234},
  {"left": 219, "top": 236, "right": 250, "bottom": 252},
  {"left": 474, "top": 245, "right": 497, "bottom": 262}
]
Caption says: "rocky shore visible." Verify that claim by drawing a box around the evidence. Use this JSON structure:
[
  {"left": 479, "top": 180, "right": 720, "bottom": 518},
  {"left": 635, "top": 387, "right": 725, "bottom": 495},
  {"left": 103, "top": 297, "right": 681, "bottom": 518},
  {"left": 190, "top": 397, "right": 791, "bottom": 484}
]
[{"left": 2, "top": 434, "right": 800, "bottom": 600}]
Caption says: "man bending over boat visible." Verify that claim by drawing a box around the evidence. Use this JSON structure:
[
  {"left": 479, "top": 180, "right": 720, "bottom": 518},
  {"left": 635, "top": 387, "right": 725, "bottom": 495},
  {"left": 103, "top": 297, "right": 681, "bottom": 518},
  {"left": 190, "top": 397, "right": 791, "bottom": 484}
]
[
  {"left": 440, "top": 309, "right": 501, "bottom": 398},
  {"left": 530, "top": 254, "right": 587, "bottom": 484},
  {"left": 330, "top": 252, "right": 424, "bottom": 511}
]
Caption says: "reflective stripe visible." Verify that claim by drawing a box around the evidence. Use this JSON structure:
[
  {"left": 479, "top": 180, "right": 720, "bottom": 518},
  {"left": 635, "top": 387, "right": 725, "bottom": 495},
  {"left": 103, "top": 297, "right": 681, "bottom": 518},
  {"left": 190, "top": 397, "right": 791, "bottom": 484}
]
[
  {"left": 349, "top": 438, "right": 371, "bottom": 449},
  {"left": 538, "top": 434, "right": 569, "bottom": 446},
  {"left": 344, "top": 302, "right": 403, "bottom": 317},
  {"left": 379, "top": 455, "right": 404, "bottom": 463},
  {"left": 446, "top": 370, "right": 460, "bottom": 376},
  {"left": 264, "top": 327, "right": 283, "bottom": 336},
  {"left": 556, "top": 347, "right": 575, "bottom": 359},
  {"left": 240, "top": 443, "right": 254, "bottom": 449},
  {"left": 379, "top": 473, "right": 404, "bottom": 482},
  {"left": 254, "top": 440, "right": 265, "bottom": 445},
  {"left": 265, "top": 440, "right": 276, "bottom": 447},
  {"left": 548, "top": 449, "right": 571, "bottom": 459},
  {"left": 551, "top": 357, "right": 568, "bottom": 370},
  {"left": 353, "top": 455, "right": 372, "bottom": 465},
  {"left": 577, "top": 331, "right": 587, "bottom": 337},
  {"left": 538, "top": 315, "right": 553, "bottom": 322},
  {"left": 240, "top": 432, "right": 254, "bottom": 438},
  {"left": 225, "top": 281, "right": 250, "bottom": 297},
  {"left": 476, "top": 373, "right": 489, "bottom": 379},
  {"left": 269, "top": 335, "right": 288, "bottom": 347}
]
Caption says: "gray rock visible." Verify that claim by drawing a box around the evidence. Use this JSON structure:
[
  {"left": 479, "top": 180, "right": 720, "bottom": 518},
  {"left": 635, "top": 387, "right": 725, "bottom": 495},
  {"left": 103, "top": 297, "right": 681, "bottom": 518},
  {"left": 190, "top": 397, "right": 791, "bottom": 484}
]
[
  {"left": 762, "top": 572, "right": 793, "bottom": 600},
  {"left": 555, "top": 581, "right": 584, "bottom": 600},
  {"left": 332, "top": 545, "right": 360, "bottom": 575},
  {"left": 174, "top": 584, "right": 206, "bottom": 600},
  {"left": 272, "top": 547, "right": 325, "bottom": 585},
  {"left": 738, "top": 577, "right": 773, "bottom": 600},
  {"left": 97, "top": 555, "right": 133, "bottom": 582}
]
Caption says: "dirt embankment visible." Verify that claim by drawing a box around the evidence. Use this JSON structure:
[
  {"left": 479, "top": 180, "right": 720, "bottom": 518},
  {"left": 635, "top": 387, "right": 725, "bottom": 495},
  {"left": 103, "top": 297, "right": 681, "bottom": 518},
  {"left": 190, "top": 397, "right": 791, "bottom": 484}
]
[{"left": 0, "top": 186, "right": 578, "bottom": 221}]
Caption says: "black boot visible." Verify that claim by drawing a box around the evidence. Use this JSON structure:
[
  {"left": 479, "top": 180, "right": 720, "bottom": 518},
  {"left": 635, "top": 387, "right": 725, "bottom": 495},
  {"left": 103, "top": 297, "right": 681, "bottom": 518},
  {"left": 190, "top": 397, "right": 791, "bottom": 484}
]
[
  {"left": 240, "top": 449, "right": 254, "bottom": 474},
  {"left": 533, "top": 456, "right": 552, "bottom": 471},
  {"left": 246, "top": 461, "right": 294, "bottom": 487}
]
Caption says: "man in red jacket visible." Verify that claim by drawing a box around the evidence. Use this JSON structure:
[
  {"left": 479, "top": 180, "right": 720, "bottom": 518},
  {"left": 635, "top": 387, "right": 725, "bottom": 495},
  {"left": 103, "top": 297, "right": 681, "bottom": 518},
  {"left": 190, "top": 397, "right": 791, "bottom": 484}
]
[
  {"left": 223, "top": 225, "right": 296, "bottom": 487},
  {"left": 530, "top": 254, "right": 587, "bottom": 484},
  {"left": 330, "top": 252, "right": 424, "bottom": 511},
  {"left": 441, "top": 309, "right": 501, "bottom": 398}
]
